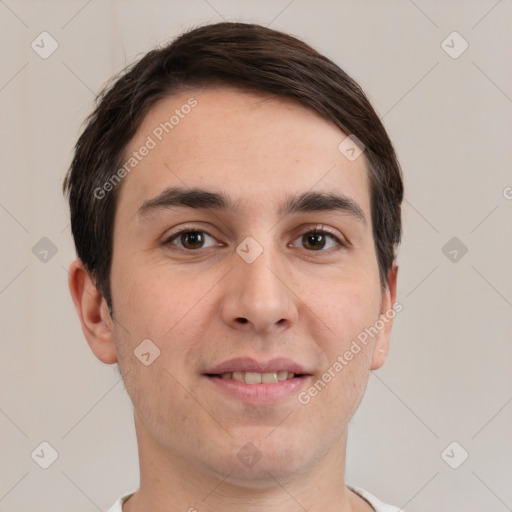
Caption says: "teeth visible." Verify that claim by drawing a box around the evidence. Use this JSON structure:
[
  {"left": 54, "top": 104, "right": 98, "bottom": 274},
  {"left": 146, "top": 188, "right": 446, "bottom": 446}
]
[
  {"left": 261, "top": 372, "right": 278, "bottom": 384},
  {"left": 232, "top": 372, "right": 244, "bottom": 382},
  {"left": 245, "top": 372, "right": 262, "bottom": 384},
  {"left": 221, "top": 371, "right": 295, "bottom": 384},
  {"left": 277, "top": 370, "right": 288, "bottom": 381}
]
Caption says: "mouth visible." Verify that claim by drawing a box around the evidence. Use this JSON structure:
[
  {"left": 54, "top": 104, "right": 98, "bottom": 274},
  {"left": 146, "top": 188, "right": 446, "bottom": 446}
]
[
  {"left": 205, "top": 371, "right": 304, "bottom": 384},
  {"left": 203, "top": 358, "right": 313, "bottom": 404}
]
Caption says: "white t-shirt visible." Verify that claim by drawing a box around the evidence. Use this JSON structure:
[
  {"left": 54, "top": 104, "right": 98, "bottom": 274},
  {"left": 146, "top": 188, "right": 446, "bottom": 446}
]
[{"left": 106, "top": 486, "right": 404, "bottom": 512}]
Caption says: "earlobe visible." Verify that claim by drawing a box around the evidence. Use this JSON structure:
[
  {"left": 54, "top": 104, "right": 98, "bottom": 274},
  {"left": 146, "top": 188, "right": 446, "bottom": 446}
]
[
  {"left": 68, "top": 259, "right": 118, "bottom": 364},
  {"left": 371, "top": 264, "right": 398, "bottom": 370}
]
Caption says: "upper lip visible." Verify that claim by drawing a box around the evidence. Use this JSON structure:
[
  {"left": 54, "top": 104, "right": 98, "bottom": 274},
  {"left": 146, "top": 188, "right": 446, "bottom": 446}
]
[{"left": 204, "top": 357, "right": 311, "bottom": 375}]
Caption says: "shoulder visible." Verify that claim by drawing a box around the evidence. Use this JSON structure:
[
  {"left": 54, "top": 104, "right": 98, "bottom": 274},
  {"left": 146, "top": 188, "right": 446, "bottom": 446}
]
[{"left": 349, "top": 485, "right": 405, "bottom": 512}]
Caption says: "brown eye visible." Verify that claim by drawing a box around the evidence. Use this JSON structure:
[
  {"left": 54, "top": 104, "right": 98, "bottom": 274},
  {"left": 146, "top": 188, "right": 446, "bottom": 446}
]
[
  {"left": 291, "top": 230, "right": 344, "bottom": 252},
  {"left": 180, "top": 231, "right": 205, "bottom": 249},
  {"left": 166, "top": 230, "right": 218, "bottom": 251},
  {"left": 302, "top": 232, "right": 327, "bottom": 250}
]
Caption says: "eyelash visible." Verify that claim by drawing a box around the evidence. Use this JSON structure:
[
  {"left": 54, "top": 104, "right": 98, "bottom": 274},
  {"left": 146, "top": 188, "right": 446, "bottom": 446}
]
[{"left": 163, "top": 224, "right": 346, "bottom": 254}]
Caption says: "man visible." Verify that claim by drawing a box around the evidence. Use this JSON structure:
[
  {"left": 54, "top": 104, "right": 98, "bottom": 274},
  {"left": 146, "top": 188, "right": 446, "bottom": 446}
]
[{"left": 63, "top": 22, "right": 404, "bottom": 512}]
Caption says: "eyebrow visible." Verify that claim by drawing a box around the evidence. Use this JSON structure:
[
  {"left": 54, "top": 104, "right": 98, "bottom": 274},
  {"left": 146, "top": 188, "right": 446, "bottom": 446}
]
[{"left": 137, "top": 186, "right": 367, "bottom": 226}]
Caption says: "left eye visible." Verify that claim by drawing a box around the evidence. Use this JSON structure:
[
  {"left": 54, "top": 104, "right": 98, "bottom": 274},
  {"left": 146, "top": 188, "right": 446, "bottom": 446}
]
[
  {"left": 291, "top": 231, "right": 343, "bottom": 251},
  {"left": 166, "top": 230, "right": 219, "bottom": 250}
]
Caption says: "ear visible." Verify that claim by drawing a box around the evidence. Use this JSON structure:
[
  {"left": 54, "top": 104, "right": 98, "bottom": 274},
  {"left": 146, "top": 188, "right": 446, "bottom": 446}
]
[
  {"left": 68, "top": 259, "right": 118, "bottom": 364},
  {"left": 371, "top": 263, "right": 398, "bottom": 370}
]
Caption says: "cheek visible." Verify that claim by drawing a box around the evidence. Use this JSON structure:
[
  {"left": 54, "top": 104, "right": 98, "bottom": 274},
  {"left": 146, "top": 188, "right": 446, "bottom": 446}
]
[
  {"left": 111, "top": 257, "right": 208, "bottom": 339},
  {"left": 110, "top": 259, "right": 224, "bottom": 396},
  {"left": 300, "top": 279, "right": 380, "bottom": 403},
  {"left": 307, "top": 277, "right": 382, "bottom": 346}
]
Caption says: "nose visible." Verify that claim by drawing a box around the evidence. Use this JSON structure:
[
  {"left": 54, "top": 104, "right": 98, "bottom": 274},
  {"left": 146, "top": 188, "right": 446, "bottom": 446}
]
[{"left": 219, "top": 244, "right": 298, "bottom": 335}]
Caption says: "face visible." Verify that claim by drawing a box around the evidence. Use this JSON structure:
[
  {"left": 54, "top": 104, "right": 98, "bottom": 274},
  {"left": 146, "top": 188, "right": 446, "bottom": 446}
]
[{"left": 75, "top": 86, "right": 397, "bottom": 486}]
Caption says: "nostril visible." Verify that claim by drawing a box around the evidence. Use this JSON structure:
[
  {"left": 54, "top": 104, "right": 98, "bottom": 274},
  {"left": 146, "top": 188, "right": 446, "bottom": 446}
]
[{"left": 236, "top": 318, "right": 248, "bottom": 324}]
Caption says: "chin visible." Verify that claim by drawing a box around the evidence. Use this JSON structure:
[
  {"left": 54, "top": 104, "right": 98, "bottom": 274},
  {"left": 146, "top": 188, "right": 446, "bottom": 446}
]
[
  {"left": 201, "top": 435, "right": 311, "bottom": 488},
  {"left": 217, "top": 458, "right": 307, "bottom": 489}
]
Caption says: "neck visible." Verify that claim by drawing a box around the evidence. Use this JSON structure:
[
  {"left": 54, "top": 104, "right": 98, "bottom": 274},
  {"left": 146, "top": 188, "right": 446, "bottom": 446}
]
[{"left": 123, "top": 412, "right": 372, "bottom": 512}]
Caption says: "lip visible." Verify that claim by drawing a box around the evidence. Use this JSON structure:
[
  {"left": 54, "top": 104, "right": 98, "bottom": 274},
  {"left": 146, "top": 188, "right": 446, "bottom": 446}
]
[
  {"left": 204, "top": 357, "right": 311, "bottom": 375},
  {"left": 204, "top": 374, "right": 311, "bottom": 404},
  {"left": 203, "top": 357, "right": 313, "bottom": 405}
]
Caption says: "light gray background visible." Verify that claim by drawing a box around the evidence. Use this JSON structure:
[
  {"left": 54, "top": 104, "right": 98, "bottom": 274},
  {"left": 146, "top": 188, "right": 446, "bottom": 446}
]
[{"left": 1, "top": 1, "right": 511, "bottom": 511}]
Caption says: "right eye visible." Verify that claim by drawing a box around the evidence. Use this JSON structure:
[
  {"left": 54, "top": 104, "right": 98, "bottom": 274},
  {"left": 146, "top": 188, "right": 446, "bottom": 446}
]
[{"left": 163, "top": 229, "right": 221, "bottom": 251}]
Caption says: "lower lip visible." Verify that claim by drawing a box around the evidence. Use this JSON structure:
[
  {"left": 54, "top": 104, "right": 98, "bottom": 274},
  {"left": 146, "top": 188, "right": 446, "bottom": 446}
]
[{"left": 204, "top": 375, "right": 311, "bottom": 404}]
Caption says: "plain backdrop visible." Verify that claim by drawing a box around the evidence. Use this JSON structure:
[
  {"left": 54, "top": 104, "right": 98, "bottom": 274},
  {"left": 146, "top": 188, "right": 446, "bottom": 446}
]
[{"left": 1, "top": 1, "right": 511, "bottom": 511}]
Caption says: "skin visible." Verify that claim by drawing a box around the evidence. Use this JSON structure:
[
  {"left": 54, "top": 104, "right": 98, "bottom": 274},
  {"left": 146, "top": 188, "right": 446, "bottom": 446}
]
[{"left": 69, "top": 86, "right": 398, "bottom": 512}]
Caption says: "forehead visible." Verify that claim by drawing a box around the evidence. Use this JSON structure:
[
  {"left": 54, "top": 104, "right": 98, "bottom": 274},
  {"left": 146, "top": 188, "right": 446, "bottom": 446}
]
[{"left": 116, "top": 86, "right": 371, "bottom": 221}]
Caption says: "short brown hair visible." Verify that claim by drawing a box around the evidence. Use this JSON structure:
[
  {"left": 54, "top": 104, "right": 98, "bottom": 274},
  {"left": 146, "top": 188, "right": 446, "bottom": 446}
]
[{"left": 63, "top": 21, "right": 403, "bottom": 311}]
